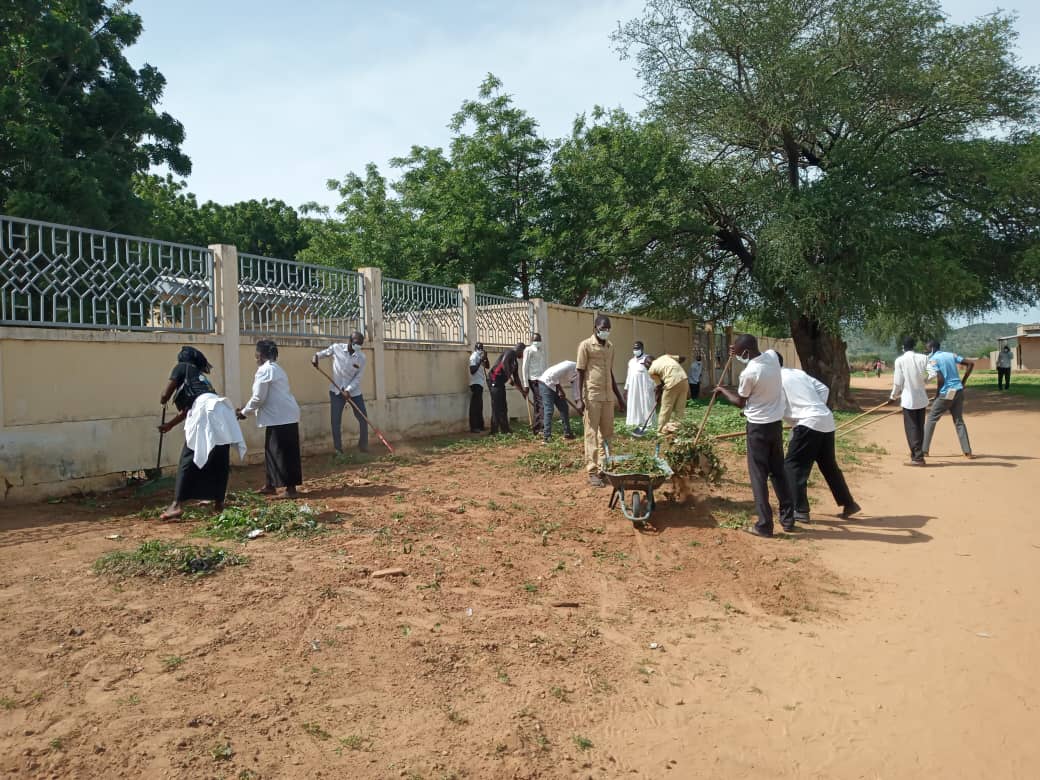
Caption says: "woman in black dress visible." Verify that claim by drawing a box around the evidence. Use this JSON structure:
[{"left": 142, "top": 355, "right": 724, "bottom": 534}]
[
  {"left": 237, "top": 340, "right": 303, "bottom": 497},
  {"left": 158, "top": 347, "right": 236, "bottom": 520}
]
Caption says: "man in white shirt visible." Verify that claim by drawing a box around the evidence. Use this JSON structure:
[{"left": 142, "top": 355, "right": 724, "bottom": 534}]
[
  {"left": 688, "top": 354, "right": 703, "bottom": 399},
  {"left": 996, "top": 345, "right": 1012, "bottom": 390},
  {"left": 312, "top": 330, "right": 369, "bottom": 454},
  {"left": 888, "top": 337, "right": 930, "bottom": 465},
  {"left": 538, "top": 360, "right": 579, "bottom": 442},
  {"left": 521, "top": 333, "right": 548, "bottom": 435},
  {"left": 779, "top": 356, "right": 859, "bottom": 522},
  {"left": 715, "top": 335, "right": 795, "bottom": 537},
  {"left": 468, "top": 342, "right": 490, "bottom": 433}
]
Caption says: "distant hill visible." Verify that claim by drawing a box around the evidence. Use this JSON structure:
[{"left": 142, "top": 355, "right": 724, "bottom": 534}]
[{"left": 844, "top": 322, "right": 1020, "bottom": 363}]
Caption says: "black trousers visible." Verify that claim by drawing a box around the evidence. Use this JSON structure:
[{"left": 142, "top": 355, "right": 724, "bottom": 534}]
[
  {"left": 265, "top": 422, "right": 302, "bottom": 488},
  {"left": 529, "top": 380, "right": 544, "bottom": 434},
  {"left": 997, "top": 367, "right": 1011, "bottom": 389},
  {"left": 489, "top": 385, "right": 511, "bottom": 434},
  {"left": 746, "top": 420, "right": 794, "bottom": 534},
  {"left": 689, "top": 382, "right": 700, "bottom": 399},
  {"left": 469, "top": 384, "right": 485, "bottom": 431},
  {"left": 902, "top": 407, "right": 926, "bottom": 462},
  {"left": 784, "top": 426, "right": 854, "bottom": 516}
]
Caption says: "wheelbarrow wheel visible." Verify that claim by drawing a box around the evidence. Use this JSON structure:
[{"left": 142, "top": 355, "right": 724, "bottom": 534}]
[{"left": 630, "top": 493, "right": 645, "bottom": 528}]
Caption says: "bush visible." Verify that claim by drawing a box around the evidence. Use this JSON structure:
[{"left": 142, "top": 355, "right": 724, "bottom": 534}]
[{"left": 93, "top": 540, "right": 245, "bottom": 578}]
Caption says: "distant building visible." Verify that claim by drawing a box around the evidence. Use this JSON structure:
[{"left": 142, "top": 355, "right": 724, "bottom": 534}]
[{"left": 992, "top": 324, "right": 1040, "bottom": 370}]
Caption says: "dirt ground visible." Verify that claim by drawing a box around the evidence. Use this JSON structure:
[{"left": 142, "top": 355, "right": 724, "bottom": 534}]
[{"left": 1, "top": 377, "right": 1038, "bottom": 779}]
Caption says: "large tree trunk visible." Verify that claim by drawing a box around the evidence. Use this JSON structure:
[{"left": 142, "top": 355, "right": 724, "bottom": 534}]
[{"left": 789, "top": 315, "right": 853, "bottom": 409}]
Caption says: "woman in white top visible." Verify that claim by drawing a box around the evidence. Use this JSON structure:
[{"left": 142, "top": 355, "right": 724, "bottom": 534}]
[
  {"left": 237, "top": 340, "right": 303, "bottom": 497},
  {"left": 624, "top": 341, "right": 657, "bottom": 428}
]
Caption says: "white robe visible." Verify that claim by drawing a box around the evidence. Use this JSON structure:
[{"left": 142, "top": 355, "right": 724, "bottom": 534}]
[
  {"left": 184, "top": 393, "right": 248, "bottom": 468},
  {"left": 624, "top": 357, "right": 657, "bottom": 428}
]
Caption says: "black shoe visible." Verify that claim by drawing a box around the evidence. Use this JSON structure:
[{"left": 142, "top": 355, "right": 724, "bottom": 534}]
[
  {"left": 563, "top": 432, "right": 576, "bottom": 440},
  {"left": 793, "top": 511, "right": 810, "bottom": 522},
  {"left": 841, "top": 502, "right": 862, "bottom": 519},
  {"left": 909, "top": 459, "right": 926, "bottom": 466},
  {"left": 781, "top": 523, "right": 798, "bottom": 533},
  {"left": 743, "top": 526, "right": 774, "bottom": 539}
]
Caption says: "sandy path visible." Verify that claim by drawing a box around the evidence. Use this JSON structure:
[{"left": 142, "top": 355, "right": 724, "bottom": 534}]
[{"left": 600, "top": 379, "right": 1040, "bottom": 778}]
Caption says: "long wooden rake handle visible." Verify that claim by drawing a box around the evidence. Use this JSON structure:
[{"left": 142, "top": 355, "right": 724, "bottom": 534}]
[
  {"left": 694, "top": 354, "right": 734, "bottom": 446},
  {"left": 836, "top": 407, "right": 902, "bottom": 438},
  {"left": 835, "top": 400, "right": 891, "bottom": 432},
  {"left": 313, "top": 364, "right": 395, "bottom": 454}
]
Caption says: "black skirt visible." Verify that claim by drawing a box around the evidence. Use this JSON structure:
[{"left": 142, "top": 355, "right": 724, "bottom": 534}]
[
  {"left": 174, "top": 443, "right": 231, "bottom": 503},
  {"left": 265, "top": 422, "right": 302, "bottom": 488}
]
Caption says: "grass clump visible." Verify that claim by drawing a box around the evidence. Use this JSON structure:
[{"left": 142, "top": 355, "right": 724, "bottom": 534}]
[
  {"left": 516, "top": 440, "right": 584, "bottom": 475},
  {"left": 93, "top": 540, "right": 245, "bottom": 578},
  {"left": 198, "top": 498, "right": 338, "bottom": 542}
]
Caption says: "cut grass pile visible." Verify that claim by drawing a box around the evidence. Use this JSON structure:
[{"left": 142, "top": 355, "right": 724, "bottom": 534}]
[
  {"left": 93, "top": 540, "right": 245, "bottom": 578},
  {"left": 197, "top": 496, "right": 339, "bottom": 542},
  {"left": 517, "top": 440, "right": 585, "bottom": 475}
]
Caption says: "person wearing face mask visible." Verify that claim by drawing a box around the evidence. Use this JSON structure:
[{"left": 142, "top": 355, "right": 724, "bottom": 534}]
[
  {"left": 312, "top": 330, "right": 369, "bottom": 454},
  {"left": 521, "top": 334, "right": 548, "bottom": 435},
  {"left": 575, "top": 315, "right": 627, "bottom": 487},
  {"left": 714, "top": 335, "right": 796, "bottom": 537},
  {"left": 624, "top": 341, "right": 657, "bottom": 429},
  {"left": 647, "top": 353, "right": 688, "bottom": 431}
]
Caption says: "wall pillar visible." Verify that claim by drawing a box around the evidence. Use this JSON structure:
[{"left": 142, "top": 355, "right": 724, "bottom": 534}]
[
  {"left": 210, "top": 244, "right": 241, "bottom": 401},
  {"left": 531, "top": 297, "right": 548, "bottom": 350},
  {"left": 359, "top": 267, "right": 385, "bottom": 402},
  {"left": 459, "top": 283, "right": 477, "bottom": 346}
]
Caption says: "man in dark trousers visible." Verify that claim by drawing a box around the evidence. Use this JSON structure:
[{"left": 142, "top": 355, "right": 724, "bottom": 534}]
[
  {"left": 487, "top": 342, "right": 527, "bottom": 434},
  {"left": 468, "top": 342, "right": 490, "bottom": 433},
  {"left": 888, "top": 337, "right": 929, "bottom": 465},
  {"left": 778, "top": 355, "right": 861, "bottom": 522},
  {"left": 714, "top": 335, "right": 796, "bottom": 537}
]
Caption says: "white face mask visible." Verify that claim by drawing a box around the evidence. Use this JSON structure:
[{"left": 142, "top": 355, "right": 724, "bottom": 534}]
[
  {"left": 633, "top": 349, "right": 643, "bottom": 357},
  {"left": 531, "top": 342, "right": 541, "bottom": 350},
  {"left": 596, "top": 329, "right": 611, "bottom": 340},
  {"left": 734, "top": 351, "right": 751, "bottom": 365}
]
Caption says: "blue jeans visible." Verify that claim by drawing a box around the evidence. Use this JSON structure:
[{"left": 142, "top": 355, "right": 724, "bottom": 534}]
[
  {"left": 330, "top": 391, "right": 368, "bottom": 452},
  {"left": 540, "top": 383, "right": 573, "bottom": 440}
]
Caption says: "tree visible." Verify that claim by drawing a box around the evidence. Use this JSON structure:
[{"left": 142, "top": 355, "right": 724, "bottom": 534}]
[
  {"left": 541, "top": 107, "right": 754, "bottom": 315},
  {"left": 135, "top": 175, "right": 310, "bottom": 258},
  {"left": 0, "top": 0, "right": 189, "bottom": 230},
  {"left": 616, "top": 0, "right": 1040, "bottom": 404}
]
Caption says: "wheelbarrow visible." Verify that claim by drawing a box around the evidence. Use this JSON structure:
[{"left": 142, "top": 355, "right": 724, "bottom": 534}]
[{"left": 602, "top": 442, "right": 673, "bottom": 529}]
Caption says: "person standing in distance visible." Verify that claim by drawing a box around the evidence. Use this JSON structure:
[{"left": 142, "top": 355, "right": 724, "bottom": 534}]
[
  {"left": 468, "top": 342, "right": 490, "bottom": 433},
  {"left": 312, "top": 331, "right": 368, "bottom": 454},
  {"left": 714, "top": 335, "right": 796, "bottom": 537},
  {"left": 996, "top": 345, "right": 1013, "bottom": 390},
  {"left": 487, "top": 342, "right": 527, "bottom": 435},
  {"left": 624, "top": 341, "right": 656, "bottom": 430},
  {"left": 521, "top": 334, "right": 548, "bottom": 435},
  {"left": 922, "top": 340, "right": 975, "bottom": 459},
  {"left": 575, "top": 315, "right": 626, "bottom": 487},
  {"left": 888, "top": 337, "right": 930, "bottom": 465},
  {"left": 688, "top": 354, "right": 703, "bottom": 400}
]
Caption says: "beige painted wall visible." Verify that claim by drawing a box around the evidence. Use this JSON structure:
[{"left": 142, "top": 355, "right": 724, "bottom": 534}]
[{"left": 0, "top": 331, "right": 529, "bottom": 501}]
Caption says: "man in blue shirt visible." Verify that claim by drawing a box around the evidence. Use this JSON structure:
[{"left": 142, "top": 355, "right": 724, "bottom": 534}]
[{"left": 922, "top": 340, "right": 975, "bottom": 459}]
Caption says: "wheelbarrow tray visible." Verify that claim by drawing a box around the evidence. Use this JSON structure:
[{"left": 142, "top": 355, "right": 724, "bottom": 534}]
[{"left": 602, "top": 454, "right": 673, "bottom": 527}]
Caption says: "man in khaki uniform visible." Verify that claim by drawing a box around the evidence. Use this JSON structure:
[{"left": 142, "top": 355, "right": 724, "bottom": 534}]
[
  {"left": 575, "top": 315, "right": 626, "bottom": 487},
  {"left": 647, "top": 354, "right": 688, "bottom": 430}
]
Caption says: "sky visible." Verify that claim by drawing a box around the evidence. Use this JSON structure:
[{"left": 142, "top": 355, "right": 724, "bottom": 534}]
[{"left": 126, "top": 0, "right": 1040, "bottom": 324}]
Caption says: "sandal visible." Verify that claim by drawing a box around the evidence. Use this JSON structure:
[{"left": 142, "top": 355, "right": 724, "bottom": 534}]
[
  {"left": 257, "top": 485, "right": 277, "bottom": 495},
  {"left": 159, "top": 508, "right": 183, "bottom": 521}
]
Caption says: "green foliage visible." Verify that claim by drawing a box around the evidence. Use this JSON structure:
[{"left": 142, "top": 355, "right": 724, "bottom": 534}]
[
  {"left": 93, "top": 540, "right": 245, "bottom": 578},
  {"left": 0, "top": 0, "right": 189, "bottom": 230},
  {"left": 196, "top": 499, "right": 336, "bottom": 542},
  {"left": 516, "top": 441, "right": 584, "bottom": 474},
  {"left": 134, "top": 174, "right": 310, "bottom": 257},
  {"left": 615, "top": 0, "right": 1040, "bottom": 397}
]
